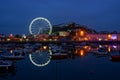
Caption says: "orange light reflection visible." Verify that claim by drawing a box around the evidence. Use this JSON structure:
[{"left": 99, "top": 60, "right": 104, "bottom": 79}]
[
  {"left": 108, "top": 46, "right": 111, "bottom": 52},
  {"left": 80, "top": 49, "right": 84, "bottom": 56}
]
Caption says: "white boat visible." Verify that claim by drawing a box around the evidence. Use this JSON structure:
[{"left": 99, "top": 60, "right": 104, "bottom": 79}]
[
  {"left": 1, "top": 55, "right": 24, "bottom": 60},
  {"left": 92, "top": 47, "right": 108, "bottom": 56},
  {"left": 0, "top": 60, "right": 13, "bottom": 68},
  {"left": 1, "top": 49, "right": 24, "bottom": 60},
  {"left": 22, "top": 47, "right": 34, "bottom": 54},
  {"left": 51, "top": 53, "right": 68, "bottom": 60}
]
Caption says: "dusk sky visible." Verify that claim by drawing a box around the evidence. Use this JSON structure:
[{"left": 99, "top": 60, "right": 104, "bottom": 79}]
[{"left": 0, "top": 0, "right": 120, "bottom": 35}]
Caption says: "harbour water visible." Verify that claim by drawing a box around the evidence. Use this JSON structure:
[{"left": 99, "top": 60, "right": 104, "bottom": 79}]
[{"left": 0, "top": 43, "right": 120, "bottom": 80}]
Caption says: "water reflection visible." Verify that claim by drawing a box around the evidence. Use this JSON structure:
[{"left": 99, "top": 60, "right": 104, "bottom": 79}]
[
  {"left": 29, "top": 50, "right": 52, "bottom": 67},
  {"left": 0, "top": 65, "right": 16, "bottom": 78},
  {"left": 0, "top": 43, "right": 120, "bottom": 79},
  {"left": 28, "top": 44, "right": 120, "bottom": 65}
]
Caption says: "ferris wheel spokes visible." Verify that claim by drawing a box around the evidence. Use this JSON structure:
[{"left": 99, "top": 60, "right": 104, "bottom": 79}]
[{"left": 29, "top": 17, "right": 52, "bottom": 35}]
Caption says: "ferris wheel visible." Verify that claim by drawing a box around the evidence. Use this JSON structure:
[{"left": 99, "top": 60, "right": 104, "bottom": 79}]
[
  {"left": 29, "top": 17, "right": 52, "bottom": 35},
  {"left": 29, "top": 50, "right": 52, "bottom": 67}
]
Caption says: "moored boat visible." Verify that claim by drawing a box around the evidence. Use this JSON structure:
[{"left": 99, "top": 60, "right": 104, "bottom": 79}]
[
  {"left": 1, "top": 49, "right": 24, "bottom": 60},
  {"left": 0, "top": 60, "right": 13, "bottom": 69},
  {"left": 92, "top": 47, "right": 109, "bottom": 56},
  {"left": 51, "top": 53, "right": 68, "bottom": 60},
  {"left": 110, "top": 55, "right": 120, "bottom": 61},
  {"left": 1, "top": 55, "right": 24, "bottom": 60}
]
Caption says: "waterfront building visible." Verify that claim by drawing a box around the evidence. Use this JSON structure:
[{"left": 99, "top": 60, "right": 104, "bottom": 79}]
[
  {"left": 35, "top": 34, "right": 49, "bottom": 41},
  {"left": 86, "top": 33, "right": 118, "bottom": 41},
  {"left": 59, "top": 31, "right": 70, "bottom": 37},
  {"left": 72, "top": 28, "right": 120, "bottom": 41}
]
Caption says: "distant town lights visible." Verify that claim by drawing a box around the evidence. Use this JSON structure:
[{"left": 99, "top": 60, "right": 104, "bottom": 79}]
[
  {"left": 108, "top": 34, "right": 112, "bottom": 39},
  {"left": 108, "top": 46, "right": 111, "bottom": 52},
  {"left": 43, "top": 46, "right": 47, "bottom": 50},
  {"left": 113, "top": 45, "right": 117, "bottom": 49},
  {"left": 80, "top": 31, "right": 84, "bottom": 36},
  {"left": 80, "top": 49, "right": 84, "bottom": 56},
  {"left": 99, "top": 38, "right": 102, "bottom": 41},
  {"left": 9, "top": 34, "right": 13, "bottom": 37},
  {"left": 111, "top": 35, "right": 117, "bottom": 40},
  {"left": 22, "top": 34, "right": 26, "bottom": 39},
  {"left": 7, "top": 38, "right": 10, "bottom": 41}
]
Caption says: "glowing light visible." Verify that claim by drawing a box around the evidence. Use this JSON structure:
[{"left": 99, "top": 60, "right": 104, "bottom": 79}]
[
  {"left": 43, "top": 38, "right": 47, "bottom": 41},
  {"left": 26, "top": 39, "right": 29, "bottom": 41},
  {"left": 99, "top": 45, "right": 102, "bottom": 48},
  {"left": 80, "top": 30, "right": 84, "bottom": 36},
  {"left": 84, "top": 46, "right": 89, "bottom": 49},
  {"left": 54, "top": 39, "right": 57, "bottom": 41},
  {"left": 29, "top": 17, "right": 52, "bottom": 35},
  {"left": 10, "top": 50, "right": 13, "bottom": 54},
  {"left": 99, "top": 38, "right": 102, "bottom": 41},
  {"left": 20, "top": 39, "right": 23, "bottom": 42},
  {"left": 49, "top": 39, "right": 52, "bottom": 41},
  {"left": 22, "top": 34, "right": 26, "bottom": 39},
  {"left": 84, "top": 37, "right": 88, "bottom": 41},
  {"left": 108, "top": 46, "right": 111, "bottom": 52},
  {"left": 43, "top": 46, "right": 47, "bottom": 50},
  {"left": 108, "top": 34, "right": 112, "bottom": 38},
  {"left": 75, "top": 50, "right": 78, "bottom": 54},
  {"left": 88, "top": 47, "right": 91, "bottom": 50},
  {"left": 111, "top": 35, "right": 117, "bottom": 40},
  {"left": 113, "top": 45, "right": 117, "bottom": 49},
  {"left": 10, "top": 34, "right": 13, "bottom": 37},
  {"left": 84, "top": 46, "right": 91, "bottom": 50},
  {"left": 7, "top": 38, "right": 10, "bottom": 41},
  {"left": 80, "top": 50, "right": 84, "bottom": 56}
]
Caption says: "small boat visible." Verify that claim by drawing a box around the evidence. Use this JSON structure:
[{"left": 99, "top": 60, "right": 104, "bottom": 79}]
[
  {"left": 0, "top": 60, "right": 13, "bottom": 68},
  {"left": 110, "top": 56, "right": 120, "bottom": 62},
  {"left": 92, "top": 47, "right": 108, "bottom": 56},
  {"left": 51, "top": 53, "right": 68, "bottom": 60},
  {"left": 0, "top": 49, "right": 6, "bottom": 53},
  {"left": 1, "top": 50, "right": 24, "bottom": 60},
  {"left": 1, "top": 55, "right": 24, "bottom": 60}
]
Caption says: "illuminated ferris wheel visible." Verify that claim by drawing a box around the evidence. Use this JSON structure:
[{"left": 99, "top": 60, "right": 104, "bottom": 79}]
[
  {"left": 29, "top": 17, "right": 52, "bottom": 35},
  {"left": 29, "top": 50, "right": 52, "bottom": 67}
]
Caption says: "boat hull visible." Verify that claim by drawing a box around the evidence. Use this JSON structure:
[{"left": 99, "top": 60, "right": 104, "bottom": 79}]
[
  {"left": 1, "top": 55, "right": 24, "bottom": 60},
  {"left": 51, "top": 54, "right": 68, "bottom": 60},
  {"left": 111, "top": 56, "right": 120, "bottom": 62}
]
